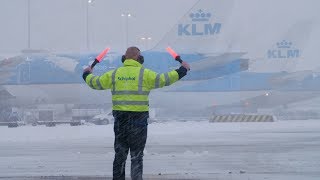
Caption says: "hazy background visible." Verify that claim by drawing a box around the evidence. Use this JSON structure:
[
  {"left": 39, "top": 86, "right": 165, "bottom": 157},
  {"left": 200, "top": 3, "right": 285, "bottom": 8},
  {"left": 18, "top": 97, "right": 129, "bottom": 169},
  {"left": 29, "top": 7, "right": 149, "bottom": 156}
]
[
  {"left": 0, "top": 0, "right": 198, "bottom": 53},
  {"left": 0, "top": 0, "right": 320, "bottom": 59}
]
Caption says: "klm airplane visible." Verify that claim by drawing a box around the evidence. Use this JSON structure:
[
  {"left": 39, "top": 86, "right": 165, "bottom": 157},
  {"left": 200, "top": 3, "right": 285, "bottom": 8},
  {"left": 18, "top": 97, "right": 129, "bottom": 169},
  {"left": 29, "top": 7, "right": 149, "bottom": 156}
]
[
  {"left": 1, "top": 0, "right": 318, "bottom": 118},
  {"left": 4, "top": 0, "right": 246, "bottom": 85},
  {"left": 0, "top": 0, "right": 247, "bottom": 111}
]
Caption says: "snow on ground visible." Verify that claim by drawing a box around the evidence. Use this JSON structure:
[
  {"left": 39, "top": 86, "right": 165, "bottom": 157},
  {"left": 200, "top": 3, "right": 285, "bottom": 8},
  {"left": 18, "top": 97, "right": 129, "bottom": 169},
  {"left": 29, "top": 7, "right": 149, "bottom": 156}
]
[{"left": 0, "top": 119, "right": 320, "bottom": 179}]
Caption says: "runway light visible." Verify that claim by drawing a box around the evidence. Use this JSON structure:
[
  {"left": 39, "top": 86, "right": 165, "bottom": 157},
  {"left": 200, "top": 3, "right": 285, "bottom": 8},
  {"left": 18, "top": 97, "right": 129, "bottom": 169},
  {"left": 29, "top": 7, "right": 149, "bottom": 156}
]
[{"left": 121, "top": 13, "right": 131, "bottom": 17}]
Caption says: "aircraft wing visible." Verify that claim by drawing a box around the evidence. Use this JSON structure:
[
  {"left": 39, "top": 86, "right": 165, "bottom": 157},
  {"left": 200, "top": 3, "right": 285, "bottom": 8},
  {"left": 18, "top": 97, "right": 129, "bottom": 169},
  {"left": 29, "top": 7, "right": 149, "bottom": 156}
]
[
  {"left": 269, "top": 70, "right": 314, "bottom": 86},
  {"left": 207, "top": 90, "right": 320, "bottom": 116},
  {"left": 0, "top": 56, "right": 24, "bottom": 70},
  {"left": 237, "top": 90, "right": 320, "bottom": 109},
  {"left": 189, "top": 52, "right": 247, "bottom": 72}
]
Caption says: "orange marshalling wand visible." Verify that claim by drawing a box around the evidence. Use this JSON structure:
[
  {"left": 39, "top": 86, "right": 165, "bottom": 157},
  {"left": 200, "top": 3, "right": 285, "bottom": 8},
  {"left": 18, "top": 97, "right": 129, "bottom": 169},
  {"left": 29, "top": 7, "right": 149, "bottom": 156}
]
[
  {"left": 91, "top": 47, "right": 110, "bottom": 68},
  {"left": 166, "top": 46, "right": 182, "bottom": 63}
]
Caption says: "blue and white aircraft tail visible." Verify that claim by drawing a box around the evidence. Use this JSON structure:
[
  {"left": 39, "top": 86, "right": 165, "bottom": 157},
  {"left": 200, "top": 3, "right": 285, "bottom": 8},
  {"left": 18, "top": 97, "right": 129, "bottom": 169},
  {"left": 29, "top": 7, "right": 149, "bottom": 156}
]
[{"left": 153, "top": 0, "right": 235, "bottom": 54}]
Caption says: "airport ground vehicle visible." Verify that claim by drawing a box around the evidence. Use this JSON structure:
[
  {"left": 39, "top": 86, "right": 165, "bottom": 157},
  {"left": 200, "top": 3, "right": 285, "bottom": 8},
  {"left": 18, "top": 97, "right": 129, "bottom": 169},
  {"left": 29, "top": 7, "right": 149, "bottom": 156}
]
[{"left": 91, "top": 112, "right": 114, "bottom": 125}]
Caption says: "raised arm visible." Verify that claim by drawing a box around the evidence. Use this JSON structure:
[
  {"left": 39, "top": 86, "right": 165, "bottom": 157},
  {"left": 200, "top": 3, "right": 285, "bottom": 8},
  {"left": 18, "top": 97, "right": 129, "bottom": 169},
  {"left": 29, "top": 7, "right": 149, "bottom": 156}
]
[
  {"left": 83, "top": 66, "right": 113, "bottom": 90},
  {"left": 144, "top": 64, "right": 189, "bottom": 90}
]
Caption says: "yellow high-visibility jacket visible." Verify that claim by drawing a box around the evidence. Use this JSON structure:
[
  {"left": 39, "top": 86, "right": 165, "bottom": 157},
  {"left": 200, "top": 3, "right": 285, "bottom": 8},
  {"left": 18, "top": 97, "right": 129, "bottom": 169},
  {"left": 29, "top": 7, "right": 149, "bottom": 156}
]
[{"left": 84, "top": 59, "right": 181, "bottom": 112}]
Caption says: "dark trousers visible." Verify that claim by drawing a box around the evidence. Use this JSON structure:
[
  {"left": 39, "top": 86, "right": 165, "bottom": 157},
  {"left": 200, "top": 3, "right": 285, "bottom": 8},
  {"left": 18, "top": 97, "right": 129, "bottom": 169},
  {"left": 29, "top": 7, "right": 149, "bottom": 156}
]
[{"left": 112, "top": 110, "right": 148, "bottom": 180}]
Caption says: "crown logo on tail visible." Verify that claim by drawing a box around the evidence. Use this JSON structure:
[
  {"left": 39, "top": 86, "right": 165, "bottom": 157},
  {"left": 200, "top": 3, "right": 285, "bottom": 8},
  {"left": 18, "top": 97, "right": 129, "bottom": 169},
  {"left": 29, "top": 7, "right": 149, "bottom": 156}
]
[
  {"left": 189, "top": 9, "right": 212, "bottom": 22},
  {"left": 276, "top": 40, "right": 292, "bottom": 48}
]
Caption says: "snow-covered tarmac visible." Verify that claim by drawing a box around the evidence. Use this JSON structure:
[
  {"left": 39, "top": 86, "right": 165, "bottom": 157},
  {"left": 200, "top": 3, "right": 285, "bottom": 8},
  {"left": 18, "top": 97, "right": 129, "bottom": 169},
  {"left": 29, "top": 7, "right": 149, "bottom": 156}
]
[{"left": 1, "top": 119, "right": 320, "bottom": 180}]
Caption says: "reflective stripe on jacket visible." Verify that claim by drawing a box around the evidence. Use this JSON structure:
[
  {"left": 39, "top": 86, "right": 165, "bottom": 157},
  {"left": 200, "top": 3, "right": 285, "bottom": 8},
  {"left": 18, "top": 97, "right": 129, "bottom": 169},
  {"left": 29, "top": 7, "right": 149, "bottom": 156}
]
[{"left": 85, "top": 59, "right": 179, "bottom": 111}]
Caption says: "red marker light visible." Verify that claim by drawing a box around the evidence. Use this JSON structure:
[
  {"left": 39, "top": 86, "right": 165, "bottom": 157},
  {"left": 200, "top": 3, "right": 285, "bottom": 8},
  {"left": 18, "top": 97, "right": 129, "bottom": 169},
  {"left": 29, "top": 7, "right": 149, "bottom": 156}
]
[
  {"left": 166, "top": 47, "right": 178, "bottom": 59},
  {"left": 96, "top": 47, "right": 110, "bottom": 62}
]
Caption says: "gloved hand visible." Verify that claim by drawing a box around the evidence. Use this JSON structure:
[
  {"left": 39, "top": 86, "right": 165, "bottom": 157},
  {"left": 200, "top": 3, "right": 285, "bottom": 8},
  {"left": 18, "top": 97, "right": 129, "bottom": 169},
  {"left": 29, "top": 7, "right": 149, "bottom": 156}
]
[
  {"left": 83, "top": 66, "right": 93, "bottom": 73},
  {"left": 181, "top": 61, "right": 190, "bottom": 71}
]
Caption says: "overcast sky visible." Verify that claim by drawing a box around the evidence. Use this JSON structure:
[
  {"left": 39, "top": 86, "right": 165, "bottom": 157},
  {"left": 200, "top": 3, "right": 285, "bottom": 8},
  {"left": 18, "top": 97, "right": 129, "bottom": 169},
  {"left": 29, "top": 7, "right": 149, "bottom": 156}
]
[
  {"left": 0, "top": 0, "right": 319, "bottom": 57},
  {"left": 0, "top": 0, "right": 198, "bottom": 53}
]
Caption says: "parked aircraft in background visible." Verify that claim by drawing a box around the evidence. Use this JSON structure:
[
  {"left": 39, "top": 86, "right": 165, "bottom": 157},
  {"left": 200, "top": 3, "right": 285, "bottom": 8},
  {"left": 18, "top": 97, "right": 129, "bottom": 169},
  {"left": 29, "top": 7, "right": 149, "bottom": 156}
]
[
  {"left": 0, "top": 0, "right": 249, "bottom": 123},
  {"left": 166, "top": 19, "right": 319, "bottom": 118},
  {"left": 1, "top": 0, "right": 319, "bottom": 122},
  {"left": 1, "top": 0, "right": 247, "bottom": 103}
]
